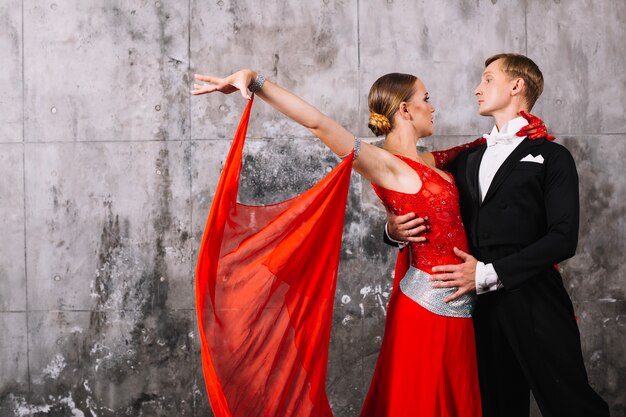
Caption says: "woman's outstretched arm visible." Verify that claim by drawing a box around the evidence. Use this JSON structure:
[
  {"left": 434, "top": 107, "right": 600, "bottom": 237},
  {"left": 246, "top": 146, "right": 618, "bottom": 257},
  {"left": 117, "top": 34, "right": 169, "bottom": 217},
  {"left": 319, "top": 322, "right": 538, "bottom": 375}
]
[{"left": 191, "top": 69, "right": 421, "bottom": 193}]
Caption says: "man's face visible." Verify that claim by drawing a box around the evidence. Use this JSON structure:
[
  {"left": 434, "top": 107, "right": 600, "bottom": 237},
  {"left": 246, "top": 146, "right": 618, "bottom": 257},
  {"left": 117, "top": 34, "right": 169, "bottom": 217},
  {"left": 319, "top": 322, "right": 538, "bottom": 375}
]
[{"left": 474, "top": 59, "right": 516, "bottom": 116}]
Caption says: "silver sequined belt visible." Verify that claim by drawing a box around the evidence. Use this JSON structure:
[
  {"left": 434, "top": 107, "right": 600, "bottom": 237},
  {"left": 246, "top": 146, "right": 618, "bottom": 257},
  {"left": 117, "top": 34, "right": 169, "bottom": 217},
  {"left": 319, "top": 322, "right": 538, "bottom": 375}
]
[{"left": 399, "top": 266, "right": 476, "bottom": 318}]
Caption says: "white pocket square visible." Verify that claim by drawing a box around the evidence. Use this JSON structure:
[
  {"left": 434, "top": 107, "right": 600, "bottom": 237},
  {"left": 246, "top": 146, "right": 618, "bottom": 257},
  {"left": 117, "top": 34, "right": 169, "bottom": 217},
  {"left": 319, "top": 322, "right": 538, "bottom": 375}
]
[{"left": 520, "top": 154, "right": 544, "bottom": 164}]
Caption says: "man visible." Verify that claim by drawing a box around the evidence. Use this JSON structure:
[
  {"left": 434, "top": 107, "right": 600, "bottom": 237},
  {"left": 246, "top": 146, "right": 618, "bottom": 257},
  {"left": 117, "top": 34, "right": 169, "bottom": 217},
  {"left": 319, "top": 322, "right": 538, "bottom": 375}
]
[{"left": 386, "top": 53, "right": 609, "bottom": 417}]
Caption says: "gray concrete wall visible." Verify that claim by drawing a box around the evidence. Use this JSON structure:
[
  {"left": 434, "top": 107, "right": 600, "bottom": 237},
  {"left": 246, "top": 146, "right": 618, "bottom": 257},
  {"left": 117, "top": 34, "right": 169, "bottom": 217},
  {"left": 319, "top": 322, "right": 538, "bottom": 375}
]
[{"left": 0, "top": 0, "right": 624, "bottom": 416}]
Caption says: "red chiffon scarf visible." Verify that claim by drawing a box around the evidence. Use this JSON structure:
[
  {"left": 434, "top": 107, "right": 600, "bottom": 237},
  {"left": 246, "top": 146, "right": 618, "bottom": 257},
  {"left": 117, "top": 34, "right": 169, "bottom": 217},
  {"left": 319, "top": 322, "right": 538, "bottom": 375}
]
[{"left": 196, "top": 97, "right": 354, "bottom": 417}]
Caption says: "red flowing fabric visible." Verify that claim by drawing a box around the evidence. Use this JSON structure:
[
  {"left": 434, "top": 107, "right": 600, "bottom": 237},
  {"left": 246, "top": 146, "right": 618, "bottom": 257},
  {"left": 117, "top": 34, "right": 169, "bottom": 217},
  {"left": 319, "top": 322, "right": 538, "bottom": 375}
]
[
  {"left": 196, "top": 97, "right": 353, "bottom": 417},
  {"left": 392, "top": 250, "right": 410, "bottom": 293}
]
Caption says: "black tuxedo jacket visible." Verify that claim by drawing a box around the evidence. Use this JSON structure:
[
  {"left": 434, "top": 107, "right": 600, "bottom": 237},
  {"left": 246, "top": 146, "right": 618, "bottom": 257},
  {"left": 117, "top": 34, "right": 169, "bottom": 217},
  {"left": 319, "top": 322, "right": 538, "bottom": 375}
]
[{"left": 448, "top": 137, "right": 580, "bottom": 290}]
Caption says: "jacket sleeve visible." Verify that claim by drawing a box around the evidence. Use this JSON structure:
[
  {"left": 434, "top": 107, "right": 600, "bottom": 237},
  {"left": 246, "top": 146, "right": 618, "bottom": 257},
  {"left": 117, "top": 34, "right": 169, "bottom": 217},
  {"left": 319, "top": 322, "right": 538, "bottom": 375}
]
[
  {"left": 492, "top": 147, "right": 580, "bottom": 290},
  {"left": 383, "top": 228, "right": 400, "bottom": 248}
]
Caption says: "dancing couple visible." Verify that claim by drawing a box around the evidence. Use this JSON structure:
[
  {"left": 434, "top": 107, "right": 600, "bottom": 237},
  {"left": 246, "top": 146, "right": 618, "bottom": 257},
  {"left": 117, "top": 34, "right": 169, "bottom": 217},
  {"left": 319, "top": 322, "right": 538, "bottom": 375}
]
[{"left": 192, "top": 53, "right": 609, "bottom": 417}]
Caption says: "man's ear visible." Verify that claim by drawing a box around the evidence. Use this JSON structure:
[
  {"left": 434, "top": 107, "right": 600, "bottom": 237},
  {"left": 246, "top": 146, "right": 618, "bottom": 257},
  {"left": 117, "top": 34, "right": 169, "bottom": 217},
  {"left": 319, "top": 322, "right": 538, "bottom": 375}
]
[{"left": 511, "top": 77, "right": 525, "bottom": 97}]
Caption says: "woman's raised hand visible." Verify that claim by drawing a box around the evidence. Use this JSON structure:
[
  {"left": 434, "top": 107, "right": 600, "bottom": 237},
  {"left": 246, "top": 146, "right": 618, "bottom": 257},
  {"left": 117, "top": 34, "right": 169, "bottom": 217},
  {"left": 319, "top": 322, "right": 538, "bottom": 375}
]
[
  {"left": 517, "top": 110, "right": 556, "bottom": 141},
  {"left": 191, "top": 69, "right": 256, "bottom": 100}
]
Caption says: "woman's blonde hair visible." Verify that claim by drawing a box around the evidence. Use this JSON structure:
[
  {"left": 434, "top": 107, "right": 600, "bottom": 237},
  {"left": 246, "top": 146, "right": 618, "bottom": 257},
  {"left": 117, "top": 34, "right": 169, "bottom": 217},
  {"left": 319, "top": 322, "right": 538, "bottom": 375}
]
[{"left": 368, "top": 73, "right": 418, "bottom": 136}]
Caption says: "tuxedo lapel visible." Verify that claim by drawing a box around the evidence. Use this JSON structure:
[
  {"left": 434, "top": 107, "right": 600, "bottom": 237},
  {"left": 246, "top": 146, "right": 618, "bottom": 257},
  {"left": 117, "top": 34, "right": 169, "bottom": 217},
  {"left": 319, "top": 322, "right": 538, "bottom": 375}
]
[
  {"left": 466, "top": 144, "right": 486, "bottom": 207},
  {"left": 481, "top": 138, "right": 545, "bottom": 204}
]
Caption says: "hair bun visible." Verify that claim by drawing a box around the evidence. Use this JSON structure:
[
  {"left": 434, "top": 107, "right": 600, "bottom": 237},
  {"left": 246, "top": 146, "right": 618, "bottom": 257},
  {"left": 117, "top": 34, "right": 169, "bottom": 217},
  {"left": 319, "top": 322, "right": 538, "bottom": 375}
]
[{"left": 368, "top": 112, "right": 392, "bottom": 136}]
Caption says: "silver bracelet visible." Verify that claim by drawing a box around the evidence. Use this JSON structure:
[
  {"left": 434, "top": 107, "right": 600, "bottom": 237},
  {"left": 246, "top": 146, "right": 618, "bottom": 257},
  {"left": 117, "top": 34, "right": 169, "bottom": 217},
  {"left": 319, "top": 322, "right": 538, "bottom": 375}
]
[
  {"left": 248, "top": 73, "right": 266, "bottom": 93},
  {"left": 339, "top": 137, "right": 362, "bottom": 159},
  {"left": 354, "top": 137, "right": 362, "bottom": 159}
]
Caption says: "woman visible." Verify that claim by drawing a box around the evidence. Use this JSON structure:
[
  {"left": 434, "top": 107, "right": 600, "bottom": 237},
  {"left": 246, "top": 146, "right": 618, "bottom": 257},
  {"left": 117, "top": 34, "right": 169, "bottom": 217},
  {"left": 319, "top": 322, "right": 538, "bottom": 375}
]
[{"left": 192, "top": 69, "right": 544, "bottom": 417}]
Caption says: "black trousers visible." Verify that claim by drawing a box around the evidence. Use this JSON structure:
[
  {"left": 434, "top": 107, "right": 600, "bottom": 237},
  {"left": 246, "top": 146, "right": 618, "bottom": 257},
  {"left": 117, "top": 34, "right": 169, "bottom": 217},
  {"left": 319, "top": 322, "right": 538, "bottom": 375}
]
[{"left": 473, "top": 275, "right": 610, "bottom": 417}]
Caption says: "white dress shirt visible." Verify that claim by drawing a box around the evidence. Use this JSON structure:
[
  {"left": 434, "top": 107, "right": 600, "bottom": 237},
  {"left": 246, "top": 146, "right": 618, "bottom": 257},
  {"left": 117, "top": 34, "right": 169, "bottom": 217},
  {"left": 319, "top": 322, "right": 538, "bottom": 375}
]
[{"left": 475, "top": 117, "right": 528, "bottom": 294}]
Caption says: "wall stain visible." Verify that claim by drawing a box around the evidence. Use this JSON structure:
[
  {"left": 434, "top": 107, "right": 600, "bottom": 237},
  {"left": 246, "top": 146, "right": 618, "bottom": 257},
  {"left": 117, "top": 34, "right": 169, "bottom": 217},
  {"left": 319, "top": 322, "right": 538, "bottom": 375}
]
[
  {"left": 239, "top": 142, "right": 335, "bottom": 204},
  {"left": 272, "top": 53, "right": 280, "bottom": 77},
  {"left": 0, "top": 5, "right": 20, "bottom": 59},
  {"left": 563, "top": 138, "right": 625, "bottom": 302},
  {"left": 5, "top": 146, "right": 194, "bottom": 415}
]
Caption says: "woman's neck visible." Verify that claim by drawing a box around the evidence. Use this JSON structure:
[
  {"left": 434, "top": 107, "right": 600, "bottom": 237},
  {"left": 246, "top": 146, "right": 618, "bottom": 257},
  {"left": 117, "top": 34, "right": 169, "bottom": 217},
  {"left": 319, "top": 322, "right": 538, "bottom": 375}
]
[{"left": 383, "top": 130, "right": 422, "bottom": 160}]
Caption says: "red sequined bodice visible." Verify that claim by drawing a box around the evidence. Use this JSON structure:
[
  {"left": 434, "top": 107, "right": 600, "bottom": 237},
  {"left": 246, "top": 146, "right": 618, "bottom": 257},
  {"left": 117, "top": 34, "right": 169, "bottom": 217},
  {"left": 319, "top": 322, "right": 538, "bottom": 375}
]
[{"left": 372, "top": 155, "right": 469, "bottom": 274}]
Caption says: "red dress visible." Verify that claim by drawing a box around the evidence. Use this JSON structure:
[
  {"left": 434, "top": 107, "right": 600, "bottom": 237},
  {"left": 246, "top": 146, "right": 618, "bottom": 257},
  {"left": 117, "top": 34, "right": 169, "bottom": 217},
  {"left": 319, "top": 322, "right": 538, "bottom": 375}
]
[
  {"left": 362, "top": 155, "right": 482, "bottom": 417},
  {"left": 197, "top": 98, "right": 353, "bottom": 417}
]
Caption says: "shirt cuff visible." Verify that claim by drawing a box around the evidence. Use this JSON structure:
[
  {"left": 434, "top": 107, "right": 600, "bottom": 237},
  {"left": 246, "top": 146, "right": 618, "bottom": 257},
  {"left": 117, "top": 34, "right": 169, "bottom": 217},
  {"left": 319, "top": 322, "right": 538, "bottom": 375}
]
[
  {"left": 385, "top": 222, "right": 408, "bottom": 249},
  {"left": 475, "top": 262, "right": 502, "bottom": 295}
]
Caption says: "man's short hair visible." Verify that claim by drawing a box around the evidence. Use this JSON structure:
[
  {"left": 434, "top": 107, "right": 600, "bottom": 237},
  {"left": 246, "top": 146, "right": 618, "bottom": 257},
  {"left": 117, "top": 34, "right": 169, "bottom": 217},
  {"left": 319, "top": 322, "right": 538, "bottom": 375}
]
[{"left": 485, "top": 53, "right": 544, "bottom": 110}]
